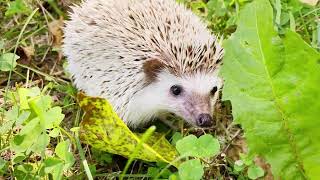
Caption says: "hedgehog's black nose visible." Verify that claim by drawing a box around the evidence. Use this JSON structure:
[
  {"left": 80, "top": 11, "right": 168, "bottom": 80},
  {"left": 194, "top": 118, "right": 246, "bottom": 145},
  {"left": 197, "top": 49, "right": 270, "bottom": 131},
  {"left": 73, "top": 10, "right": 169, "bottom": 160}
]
[{"left": 196, "top": 114, "right": 214, "bottom": 127}]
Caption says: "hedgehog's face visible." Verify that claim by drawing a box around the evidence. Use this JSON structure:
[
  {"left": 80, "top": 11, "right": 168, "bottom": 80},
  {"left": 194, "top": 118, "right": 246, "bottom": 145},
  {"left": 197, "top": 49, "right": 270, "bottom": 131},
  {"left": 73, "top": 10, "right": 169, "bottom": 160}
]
[{"left": 154, "top": 70, "right": 223, "bottom": 127}]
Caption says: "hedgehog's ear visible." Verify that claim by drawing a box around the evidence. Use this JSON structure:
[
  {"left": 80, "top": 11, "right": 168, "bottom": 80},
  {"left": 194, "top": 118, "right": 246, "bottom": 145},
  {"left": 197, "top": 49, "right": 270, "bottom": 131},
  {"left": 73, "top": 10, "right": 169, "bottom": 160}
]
[{"left": 143, "top": 58, "right": 165, "bottom": 84}]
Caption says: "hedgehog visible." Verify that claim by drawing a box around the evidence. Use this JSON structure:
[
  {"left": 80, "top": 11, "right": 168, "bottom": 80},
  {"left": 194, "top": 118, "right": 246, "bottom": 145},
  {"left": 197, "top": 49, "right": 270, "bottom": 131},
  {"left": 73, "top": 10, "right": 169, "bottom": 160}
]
[{"left": 63, "top": 0, "right": 224, "bottom": 128}]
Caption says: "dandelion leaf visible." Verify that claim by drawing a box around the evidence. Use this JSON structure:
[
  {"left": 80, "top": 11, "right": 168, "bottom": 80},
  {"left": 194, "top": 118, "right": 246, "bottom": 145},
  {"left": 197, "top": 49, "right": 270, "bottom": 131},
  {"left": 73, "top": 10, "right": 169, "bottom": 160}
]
[{"left": 221, "top": 0, "right": 320, "bottom": 179}]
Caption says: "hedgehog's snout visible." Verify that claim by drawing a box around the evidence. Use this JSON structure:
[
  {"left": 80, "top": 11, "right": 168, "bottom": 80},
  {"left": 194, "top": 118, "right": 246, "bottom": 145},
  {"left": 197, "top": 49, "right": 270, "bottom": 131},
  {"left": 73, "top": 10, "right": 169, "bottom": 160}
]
[{"left": 196, "top": 113, "right": 214, "bottom": 127}]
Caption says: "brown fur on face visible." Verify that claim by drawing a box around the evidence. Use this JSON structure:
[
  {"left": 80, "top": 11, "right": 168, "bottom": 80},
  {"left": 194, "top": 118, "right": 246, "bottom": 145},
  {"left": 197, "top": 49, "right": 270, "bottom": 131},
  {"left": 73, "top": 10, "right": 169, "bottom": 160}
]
[
  {"left": 185, "top": 92, "right": 212, "bottom": 119},
  {"left": 143, "top": 58, "right": 165, "bottom": 84}
]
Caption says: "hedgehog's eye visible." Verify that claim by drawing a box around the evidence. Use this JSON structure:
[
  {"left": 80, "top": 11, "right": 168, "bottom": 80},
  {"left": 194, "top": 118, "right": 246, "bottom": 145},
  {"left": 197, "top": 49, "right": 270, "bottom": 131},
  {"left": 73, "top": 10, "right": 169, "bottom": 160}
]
[
  {"left": 210, "top": 86, "right": 218, "bottom": 96},
  {"left": 170, "top": 85, "right": 183, "bottom": 96}
]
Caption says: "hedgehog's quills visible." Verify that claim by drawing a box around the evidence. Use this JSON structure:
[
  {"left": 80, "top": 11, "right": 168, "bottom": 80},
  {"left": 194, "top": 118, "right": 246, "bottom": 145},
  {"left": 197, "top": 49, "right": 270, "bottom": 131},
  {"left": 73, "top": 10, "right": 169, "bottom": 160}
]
[{"left": 63, "top": 0, "right": 224, "bottom": 128}]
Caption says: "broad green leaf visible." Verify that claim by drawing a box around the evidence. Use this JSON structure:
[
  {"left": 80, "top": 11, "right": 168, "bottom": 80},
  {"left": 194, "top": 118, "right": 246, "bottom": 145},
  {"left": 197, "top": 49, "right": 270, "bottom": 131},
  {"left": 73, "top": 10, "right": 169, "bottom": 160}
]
[
  {"left": 221, "top": 0, "right": 320, "bottom": 179},
  {"left": 247, "top": 165, "right": 265, "bottom": 179},
  {"left": 0, "top": 53, "right": 19, "bottom": 71},
  {"left": 176, "top": 134, "right": 220, "bottom": 158},
  {"left": 178, "top": 159, "right": 204, "bottom": 180},
  {"left": 78, "top": 93, "right": 178, "bottom": 165}
]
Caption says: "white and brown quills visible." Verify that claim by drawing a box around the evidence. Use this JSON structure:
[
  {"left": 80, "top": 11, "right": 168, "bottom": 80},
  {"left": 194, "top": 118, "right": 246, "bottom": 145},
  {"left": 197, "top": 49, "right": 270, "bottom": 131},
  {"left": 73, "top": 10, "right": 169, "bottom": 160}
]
[{"left": 63, "top": 0, "right": 224, "bottom": 128}]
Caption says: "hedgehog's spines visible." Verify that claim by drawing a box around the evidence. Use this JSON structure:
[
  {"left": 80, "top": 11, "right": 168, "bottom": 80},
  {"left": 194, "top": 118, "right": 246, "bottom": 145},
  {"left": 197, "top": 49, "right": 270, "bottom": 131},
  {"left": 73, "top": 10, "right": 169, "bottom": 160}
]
[{"left": 63, "top": 0, "right": 224, "bottom": 126}]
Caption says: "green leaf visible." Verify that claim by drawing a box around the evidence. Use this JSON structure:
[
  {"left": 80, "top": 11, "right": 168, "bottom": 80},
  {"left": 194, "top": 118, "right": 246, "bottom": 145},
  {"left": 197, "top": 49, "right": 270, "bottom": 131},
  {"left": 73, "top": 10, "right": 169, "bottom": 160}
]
[
  {"left": 0, "top": 157, "right": 8, "bottom": 175},
  {"left": 29, "top": 133, "right": 50, "bottom": 153},
  {"left": 18, "top": 87, "right": 41, "bottom": 110},
  {"left": 0, "top": 158, "right": 6, "bottom": 169},
  {"left": 43, "top": 157, "right": 64, "bottom": 180},
  {"left": 28, "top": 95, "right": 64, "bottom": 129},
  {"left": 147, "top": 167, "right": 159, "bottom": 177},
  {"left": 55, "top": 140, "right": 75, "bottom": 170},
  {"left": 19, "top": 118, "right": 40, "bottom": 135},
  {"left": 49, "top": 128, "right": 60, "bottom": 137},
  {"left": 178, "top": 159, "right": 204, "bottom": 180},
  {"left": 234, "top": 160, "right": 245, "bottom": 172},
  {"left": 13, "top": 154, "right": 26, "bottom": 164},
  {"left": 43, "top": 107, "right": 64, "bottom": 129},
  {"left": 176, "top": 135, "right": 198, "bottom": 157},
  {"left": 29, "top": 95, "right": 53, "bottom": 115},
  {"left": 92, "top": 148, "right": 113, "bottom": 165},
  {"left": 5, "top": 0, "right": 31, "bottom": 17},
  {"left": 0, "top": 39, "right": 4, "bottom": 50},
  {"left": 197, "top": 134, "right": 220, "bottom": 157},
  {"left": 176, "top": 134, "right": 220, "bottom": 158},
  {"left": 14, "top": 164, "right": 34, "bottom": 179},
  {"left": 0, "top": 53, "right": 19, "bottom": 71},
  {"left": 10, "top": 119, "right": 42, "bottom": 153},
  {"left": 221, "top": 0, "right": 320, "bottom": 179},
  {"left": 239, "top": 153, "right": 253, "bottom": 166},
  {"left": 78, "top": 93, "right": 178, "bottom": 165},
  {"left": 247, "top": 165, "right": 264, "bottom": 179},
  {"left": 171, "top": 132, "right": 183, "bottom": 145}
]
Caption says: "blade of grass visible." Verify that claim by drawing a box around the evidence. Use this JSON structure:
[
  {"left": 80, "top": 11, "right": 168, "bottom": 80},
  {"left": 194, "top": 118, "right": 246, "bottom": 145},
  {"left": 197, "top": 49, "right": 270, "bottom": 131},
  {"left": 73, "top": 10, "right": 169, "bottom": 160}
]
[
  {"left": 2, "top": 8, "right": 38, "bottom": 123},
  {"left": 17, "top": 63, "right": 68, "bottom": 84},
  {"left": 75, "top": 130, "right": 93, "bottom": 180},
  {"left": 120, "top": 126, "right": 156, "bottom": 180}
]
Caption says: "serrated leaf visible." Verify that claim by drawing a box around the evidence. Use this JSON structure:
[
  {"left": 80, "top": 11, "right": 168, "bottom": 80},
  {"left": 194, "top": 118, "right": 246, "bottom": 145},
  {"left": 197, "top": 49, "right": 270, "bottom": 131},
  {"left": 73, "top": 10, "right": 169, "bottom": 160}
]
[
  {"left": 78, "top": 93, "right": 178, "bottom": 165},
  {"left": 247, "top": 165, "right": 264, "bottom": 179},
  {"left": 178, "top": 159, "right": 204, "bottom": 180},
  {"left": 220, "top": 0, "right": 320, "bottom": 179},
  {"left": 0, "top": 53, "right": 19, "bottom": 71}
]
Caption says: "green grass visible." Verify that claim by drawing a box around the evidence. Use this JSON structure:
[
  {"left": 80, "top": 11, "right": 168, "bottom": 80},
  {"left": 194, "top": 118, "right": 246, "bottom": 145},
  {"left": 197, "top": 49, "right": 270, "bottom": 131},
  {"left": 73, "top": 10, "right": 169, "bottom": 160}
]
[{"left": 0, "top": 0, "right": 319, "bottom": 179}]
